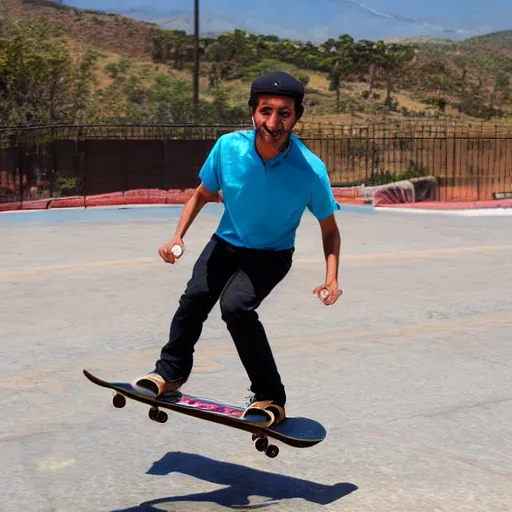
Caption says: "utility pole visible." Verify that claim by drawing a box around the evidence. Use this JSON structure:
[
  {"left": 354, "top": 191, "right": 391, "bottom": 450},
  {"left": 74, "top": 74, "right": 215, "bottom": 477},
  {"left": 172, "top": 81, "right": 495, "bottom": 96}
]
[{"left": 193, "top": 0, "right": 199, "bottom": 109}]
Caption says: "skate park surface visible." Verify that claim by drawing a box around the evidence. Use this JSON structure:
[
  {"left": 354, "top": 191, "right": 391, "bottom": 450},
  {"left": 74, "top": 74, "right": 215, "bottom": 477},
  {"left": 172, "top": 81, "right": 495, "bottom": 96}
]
[{"left": 1, "top": 202, "right": 511, "bottom": 512}]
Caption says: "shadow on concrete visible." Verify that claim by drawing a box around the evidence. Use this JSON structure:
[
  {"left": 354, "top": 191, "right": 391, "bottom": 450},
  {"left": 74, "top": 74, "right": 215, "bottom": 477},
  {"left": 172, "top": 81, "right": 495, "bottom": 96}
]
[{"left": 112, "top": 451, "right": 357, "bottom": 511}]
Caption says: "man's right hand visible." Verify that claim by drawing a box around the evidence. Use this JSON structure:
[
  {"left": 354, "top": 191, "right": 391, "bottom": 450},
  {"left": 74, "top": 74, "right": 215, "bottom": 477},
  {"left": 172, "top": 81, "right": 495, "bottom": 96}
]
[
  {"left": 157, "top": 182, "right": 219, "bottom": 264},
  {"left": 158, "top": 238, "right": 184, "bottom": 264}
]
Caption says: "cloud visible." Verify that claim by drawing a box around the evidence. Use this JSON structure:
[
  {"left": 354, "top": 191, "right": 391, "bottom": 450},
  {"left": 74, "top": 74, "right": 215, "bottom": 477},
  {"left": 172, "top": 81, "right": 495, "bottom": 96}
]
[
  {"left": 112, "top": 8, "right": 332, "bottom": 43},
  {"left": 245, "top": 23, "right": 332, "bottom": 42},
  {"left": 329, "top": 0, "right": 485, "bottom": 36}
]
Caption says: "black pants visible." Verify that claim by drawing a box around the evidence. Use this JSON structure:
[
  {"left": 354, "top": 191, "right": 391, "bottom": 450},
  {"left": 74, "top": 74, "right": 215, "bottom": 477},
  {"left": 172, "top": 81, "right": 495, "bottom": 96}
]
[{"left": 155, "top": 234, "right": 294, "bottom": 406}]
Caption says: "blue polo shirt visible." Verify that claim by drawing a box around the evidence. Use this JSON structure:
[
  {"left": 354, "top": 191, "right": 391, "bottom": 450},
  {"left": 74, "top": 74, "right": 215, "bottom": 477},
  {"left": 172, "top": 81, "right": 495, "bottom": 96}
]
[{"left": 199, "top": 129, "right": 340, "bottom": 250}]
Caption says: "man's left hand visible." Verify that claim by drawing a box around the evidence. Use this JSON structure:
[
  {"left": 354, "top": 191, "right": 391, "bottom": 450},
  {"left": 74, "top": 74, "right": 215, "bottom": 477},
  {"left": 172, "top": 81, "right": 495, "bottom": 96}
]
[{"left": 313, "top": 281, "right": 342, "bottom": 306}]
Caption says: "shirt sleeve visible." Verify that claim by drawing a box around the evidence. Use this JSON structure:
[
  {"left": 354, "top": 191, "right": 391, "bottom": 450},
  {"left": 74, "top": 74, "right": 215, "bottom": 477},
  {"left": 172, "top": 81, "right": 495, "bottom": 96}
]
[
  {"left": 198, "top": 138, "right": 222, "bottom": 192},
  {"left": 307, "top": 165, "right": 340, "bottom": 221}
]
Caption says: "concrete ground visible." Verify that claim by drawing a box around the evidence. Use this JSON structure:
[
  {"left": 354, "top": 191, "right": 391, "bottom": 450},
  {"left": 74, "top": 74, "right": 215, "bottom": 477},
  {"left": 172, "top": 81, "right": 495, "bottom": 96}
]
[{"left": 1, "top": 203, "right": 511, "bottom": 512}]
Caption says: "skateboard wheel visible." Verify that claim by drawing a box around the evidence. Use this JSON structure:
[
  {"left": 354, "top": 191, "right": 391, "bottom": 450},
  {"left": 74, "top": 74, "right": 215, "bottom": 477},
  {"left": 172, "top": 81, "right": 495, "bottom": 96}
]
[
  {"left": 149, "top": 407, "right": 159, "bottom": 421},
  {"left": 113, "top": 393, "right": 126, "bottom": 408},
  {"left": 255, "top": 437, "right": 269, "bottom": 452},
  {"left": 266, "top": 445, "right": 279, "bottom": 458},
  {"left": 156, "top": 410, "right": 168, "bottom": 423}
]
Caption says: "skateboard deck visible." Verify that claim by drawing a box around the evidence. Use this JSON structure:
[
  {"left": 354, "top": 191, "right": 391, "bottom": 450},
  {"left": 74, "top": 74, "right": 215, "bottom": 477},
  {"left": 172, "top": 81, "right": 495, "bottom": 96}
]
[{"left": 83, "top": 369, "right": 326, "bottom": 458}]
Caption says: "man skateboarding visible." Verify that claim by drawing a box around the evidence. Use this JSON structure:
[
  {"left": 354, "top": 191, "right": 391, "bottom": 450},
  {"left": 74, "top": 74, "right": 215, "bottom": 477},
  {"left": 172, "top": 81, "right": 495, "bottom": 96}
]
[{"left": 134, "top": 71, "right": 342, "bottom": 426}]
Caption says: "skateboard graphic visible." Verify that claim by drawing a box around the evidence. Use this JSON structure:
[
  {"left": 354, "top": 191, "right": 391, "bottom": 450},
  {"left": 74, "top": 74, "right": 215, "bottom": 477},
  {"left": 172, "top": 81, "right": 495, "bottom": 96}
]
[{"left": 83, "top": 370, "right": 326, "bottom": 458}]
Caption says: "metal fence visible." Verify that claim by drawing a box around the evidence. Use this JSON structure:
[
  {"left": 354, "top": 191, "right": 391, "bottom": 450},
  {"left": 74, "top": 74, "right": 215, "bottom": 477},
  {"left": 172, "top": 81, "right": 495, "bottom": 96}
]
[
  {"left": 1, "top": 123, "right": 512, "bottom": 210},
  {"left": 306, "top": 133, "right": 512, "bottom": 201}
]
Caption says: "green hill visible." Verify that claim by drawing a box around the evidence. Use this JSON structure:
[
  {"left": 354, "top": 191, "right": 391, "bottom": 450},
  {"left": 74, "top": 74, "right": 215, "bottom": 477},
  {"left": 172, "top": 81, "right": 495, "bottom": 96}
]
[
  {"left": 463, "top": 30, "right": 512, "bottom": 50},
  {"left": 1, "top": 0, "right": 511, "bottom": 126}
]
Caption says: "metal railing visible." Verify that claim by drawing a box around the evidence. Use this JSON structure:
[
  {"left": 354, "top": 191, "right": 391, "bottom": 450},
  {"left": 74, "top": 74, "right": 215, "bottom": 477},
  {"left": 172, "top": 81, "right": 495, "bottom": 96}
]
[{"left": 1, "top": 122, "right": 511, "bottom": 210}]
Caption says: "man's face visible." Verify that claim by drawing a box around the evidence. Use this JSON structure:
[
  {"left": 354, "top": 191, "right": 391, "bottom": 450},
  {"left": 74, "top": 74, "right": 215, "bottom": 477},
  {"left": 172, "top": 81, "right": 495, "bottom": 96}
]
[{"left": 252, "top": 95, "right": 298, "bottom": 146}]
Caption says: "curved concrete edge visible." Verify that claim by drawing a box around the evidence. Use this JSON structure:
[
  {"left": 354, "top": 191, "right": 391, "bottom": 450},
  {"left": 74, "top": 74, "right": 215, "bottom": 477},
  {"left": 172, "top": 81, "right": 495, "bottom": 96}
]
[
  {"left": 1, "top": 187, "right": 373, "bottom": 213},
  {"left": 376, "top": 199, "right": 512, "bottom": 210},
  {"left": 376, "top": 206, "right": 512, "bottom": 216}
]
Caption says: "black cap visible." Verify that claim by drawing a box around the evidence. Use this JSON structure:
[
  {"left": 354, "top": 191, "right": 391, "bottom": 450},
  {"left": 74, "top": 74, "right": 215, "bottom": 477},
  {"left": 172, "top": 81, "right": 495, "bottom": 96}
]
[{"left": 248, "top": 71, "right": 305, "bottom": 107}]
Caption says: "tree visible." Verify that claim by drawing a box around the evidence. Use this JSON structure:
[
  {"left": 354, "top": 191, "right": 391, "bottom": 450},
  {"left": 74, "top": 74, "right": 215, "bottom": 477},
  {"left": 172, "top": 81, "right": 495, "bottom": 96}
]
[
  {"left": 375, "top": 41, "right": 415, "bottom": 105},
  {"left": 494, "top": 71, "right": 510, "bottom": 105},
  {"left": 0, "top": 16, "right": 100, "bottom": 125},
  {"left": 0, "top": 36, "right": 74, "bottom": 124},
  {"left": 327, "top": 34, "right": 355, "bottom": 112},
  {"left": 152, "top": 29, "right": 192, "bottom": 69},
  {"left": 329, "top": 59, "right": 342, "bottom": 112},
  {"left": 353, "top": 39, "right": 377, "bottom": 93}
]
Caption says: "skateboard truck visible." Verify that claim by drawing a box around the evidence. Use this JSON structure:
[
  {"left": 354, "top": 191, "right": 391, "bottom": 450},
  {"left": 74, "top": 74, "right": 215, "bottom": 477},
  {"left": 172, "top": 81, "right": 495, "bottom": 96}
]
[
  {"left": 148, "top": 406, "right": 168, "bottom": 424},
  {"left": 252, "top": 433, "right": 280, "bottom": 458},
  {"left": 113, "top": 392, "right": 171, "bottom": 423}
]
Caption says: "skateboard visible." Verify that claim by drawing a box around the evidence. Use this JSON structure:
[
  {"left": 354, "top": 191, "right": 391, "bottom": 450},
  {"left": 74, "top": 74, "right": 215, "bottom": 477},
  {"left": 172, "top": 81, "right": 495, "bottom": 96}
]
[{"left": 83, "top": 369, "right": 326, "bottom": 458}]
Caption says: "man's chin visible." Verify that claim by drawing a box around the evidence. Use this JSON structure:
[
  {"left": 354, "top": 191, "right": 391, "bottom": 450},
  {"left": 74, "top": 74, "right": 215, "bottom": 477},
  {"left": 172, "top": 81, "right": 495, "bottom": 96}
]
[{"left": 259, "top": 129, "right": 286, "bottom": 144}]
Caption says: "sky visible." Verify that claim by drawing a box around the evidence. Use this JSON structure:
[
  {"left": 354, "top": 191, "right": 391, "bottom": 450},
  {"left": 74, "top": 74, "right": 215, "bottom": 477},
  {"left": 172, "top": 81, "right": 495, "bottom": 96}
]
[{"left": 66, "top": 0, "right": 511, "bottom": 42}]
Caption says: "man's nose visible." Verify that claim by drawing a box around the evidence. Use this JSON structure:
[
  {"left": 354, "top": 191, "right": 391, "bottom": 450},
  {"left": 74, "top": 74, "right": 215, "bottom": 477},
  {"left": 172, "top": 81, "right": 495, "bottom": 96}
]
[{"left": 266, "top": 112, "right": 281, "bottom": 130}]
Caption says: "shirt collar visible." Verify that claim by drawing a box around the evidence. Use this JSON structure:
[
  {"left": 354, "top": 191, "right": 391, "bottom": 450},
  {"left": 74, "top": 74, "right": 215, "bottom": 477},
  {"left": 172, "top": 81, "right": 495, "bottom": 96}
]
[{"left": 250, "top": 129, "right": 295, "bottom": 167}]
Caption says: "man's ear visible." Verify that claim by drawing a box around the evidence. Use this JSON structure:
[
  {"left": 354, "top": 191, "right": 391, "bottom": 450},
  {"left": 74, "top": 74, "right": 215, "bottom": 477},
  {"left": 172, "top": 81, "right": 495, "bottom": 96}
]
[{"left": 248, "top": 105, "right": 256, "bottom": 128}]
